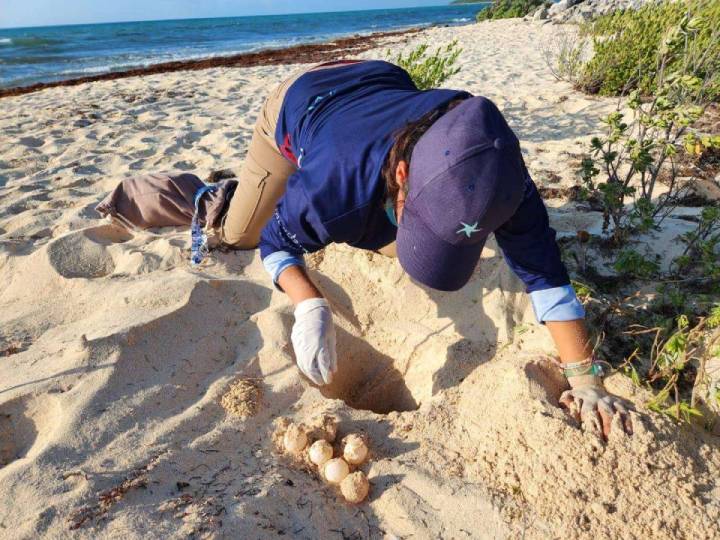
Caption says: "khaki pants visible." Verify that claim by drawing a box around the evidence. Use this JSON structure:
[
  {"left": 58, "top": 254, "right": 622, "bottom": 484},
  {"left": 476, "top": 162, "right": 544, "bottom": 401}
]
[
  {"left": 220, "top": 62, "right": 344, "bottom": 248},
  {"left": 96, "top": 65, "right": 326, "bottom": 239}
]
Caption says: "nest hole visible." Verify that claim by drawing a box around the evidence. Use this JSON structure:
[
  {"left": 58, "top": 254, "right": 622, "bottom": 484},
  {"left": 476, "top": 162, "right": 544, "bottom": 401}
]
[{"left": 320, "top": 333, "right": 419, "bottom": 414}]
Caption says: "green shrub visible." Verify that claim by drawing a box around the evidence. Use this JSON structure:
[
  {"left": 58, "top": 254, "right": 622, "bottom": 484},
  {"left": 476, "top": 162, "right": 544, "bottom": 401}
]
[
  {"left": 643, "top": 312, "right": 720, "bottom": 424},
  {"left": 579, "top": 0, "right": 720, "bottom": 96},
  {"left": 389, "top": 40, "right": 462, "bottom": 90},
  {"left": 577, "top": 8, "right": 720, "bottom": 244},
  {"left": 613, "top": 249, "right": 660, "bottom": 278},
  {"left": 580, "top": 278, "right": 720, "bottom": 427},
  {"left": 672, "top": 206, "right": 720, "bottom": 280},
  {"left": 476, "top": 0, "right": 548, "bottom": 21}
]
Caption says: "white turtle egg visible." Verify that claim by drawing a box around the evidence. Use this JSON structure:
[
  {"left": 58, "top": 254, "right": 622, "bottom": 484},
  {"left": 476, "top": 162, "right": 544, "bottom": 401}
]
[
  {"left": 323, "top": 458, "right": 350, "bottom": 484},
  {"left": 283, "top": 423, "right": 308, "bottom": 453},
  {"left": 308, "top": 439, "right": 333, "bottom": 467},
  {"left": 342, "top": 434, "right": 369, "bottom": 465},
  {"left": 340, "top": 471, "right": 370, "bottom": 504}
]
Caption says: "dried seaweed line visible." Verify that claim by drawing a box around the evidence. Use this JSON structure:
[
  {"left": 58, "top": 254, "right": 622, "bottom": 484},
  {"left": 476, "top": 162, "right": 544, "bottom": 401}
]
[{"left": 67, "top": 455, "right": 161, "bottom": 530}]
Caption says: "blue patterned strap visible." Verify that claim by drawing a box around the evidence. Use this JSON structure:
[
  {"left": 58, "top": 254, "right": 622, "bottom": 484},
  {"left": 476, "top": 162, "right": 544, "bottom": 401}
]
[{"left": 190, "top": 184, "right": 218, "bottom": 266}]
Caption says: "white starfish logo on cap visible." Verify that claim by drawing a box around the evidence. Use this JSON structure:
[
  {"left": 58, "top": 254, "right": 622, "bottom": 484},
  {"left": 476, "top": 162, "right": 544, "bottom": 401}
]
[{"left": 456, "top": 221, "right": 481, "bottom": 238}]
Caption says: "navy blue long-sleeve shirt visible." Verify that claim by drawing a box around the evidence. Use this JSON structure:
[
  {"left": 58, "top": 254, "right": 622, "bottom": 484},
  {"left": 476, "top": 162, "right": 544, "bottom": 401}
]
[
  {"left": 259, "top": 60, "right": 584, "bottom": 322},
  {"left": 259, "top": 60, "right": 469, "bottom": 258}
]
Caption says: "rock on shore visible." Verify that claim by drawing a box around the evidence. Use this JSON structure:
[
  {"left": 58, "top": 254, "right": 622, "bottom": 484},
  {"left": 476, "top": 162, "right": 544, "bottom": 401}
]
[{"left": 528, "top": 0, "right": 652, "bottom": 23}]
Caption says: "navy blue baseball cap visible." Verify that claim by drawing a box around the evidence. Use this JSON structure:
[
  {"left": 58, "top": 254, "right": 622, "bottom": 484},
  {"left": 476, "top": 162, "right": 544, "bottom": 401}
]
[{"left": 397, "top": 96, "right": 527, "bottom": 291}]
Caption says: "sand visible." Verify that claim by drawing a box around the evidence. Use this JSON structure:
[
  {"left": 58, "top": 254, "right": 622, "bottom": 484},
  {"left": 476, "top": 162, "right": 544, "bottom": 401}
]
[
  {"left": 220, "top": 379, "right": 262, "bottom": 420},
  {"left": 1, "top": 18, "right": 718, "bottom": 540}
]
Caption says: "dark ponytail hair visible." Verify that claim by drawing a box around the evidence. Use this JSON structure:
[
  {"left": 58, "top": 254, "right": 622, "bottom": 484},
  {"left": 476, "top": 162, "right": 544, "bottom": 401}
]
[{"left": 382, "top": 97, "right": 467, "bottom": 201}]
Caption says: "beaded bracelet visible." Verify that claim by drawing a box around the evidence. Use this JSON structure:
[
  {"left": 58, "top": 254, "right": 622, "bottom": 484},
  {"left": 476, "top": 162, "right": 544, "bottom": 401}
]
[{"left": 551, "top": 356, "right": 605, "bottom": 379}]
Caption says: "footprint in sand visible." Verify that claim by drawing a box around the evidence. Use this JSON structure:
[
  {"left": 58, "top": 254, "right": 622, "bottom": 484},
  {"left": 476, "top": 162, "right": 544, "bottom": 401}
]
[
  {"left": 173, "top": 160, "right": 196, "bottom": 171},
  {"left": 72, "top": 164, "right": 102, "bottom": 175},
  {"left": 19, "top": 136, "right": 44, "bottom": 148},
  {"left": 131, "top": 148, "right": 156, "bottom": 159},
  {"left": 0, "top": 394, "right": 60, "bottom": 469},
  {"left": 46, "top": 224, "right": 132, "bottom": 279}
]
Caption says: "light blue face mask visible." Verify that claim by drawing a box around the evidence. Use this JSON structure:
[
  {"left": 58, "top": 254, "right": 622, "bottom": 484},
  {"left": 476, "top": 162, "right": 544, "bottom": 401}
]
[{"left": 384, "top": 198, "right": 398, "bottom": 227}]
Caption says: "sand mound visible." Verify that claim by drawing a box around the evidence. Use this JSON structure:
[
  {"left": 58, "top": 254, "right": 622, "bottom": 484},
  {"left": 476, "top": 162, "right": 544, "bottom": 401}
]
[{"left": 455, "top": 354, "right": 720, "bottom": 539}]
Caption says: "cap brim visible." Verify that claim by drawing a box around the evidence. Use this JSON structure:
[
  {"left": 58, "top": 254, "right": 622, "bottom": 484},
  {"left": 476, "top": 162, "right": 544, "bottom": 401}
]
[{"left": 397, "top": 208, "right": 485, "bottom": 292}]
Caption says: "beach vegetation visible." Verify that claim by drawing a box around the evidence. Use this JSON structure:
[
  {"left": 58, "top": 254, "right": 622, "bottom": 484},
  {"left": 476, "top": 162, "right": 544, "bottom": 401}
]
[
  {"left": 612, "top": 249, "right": 660, "bottom": 279},
  {"left": 542, "top": 29, "right": 590, "bottom": 86},
  {"left": 576, "top": 9, "right": 720, "bottom": 244},
  {"left": 568, "top": 30, "right": 720, "bottom": 427},
  {"left": 389, "top": 40, "right": 463, "bottom": 90},
  {"left": 580, "top": 0, "right": 720, "bottom": 97},
  {"left": 624, "top": 308, "right": 720, "bottom": 426},
  {"left": 672, "top": 206, "right": 720, "bottom": 280},
  {"left": 575, "top": 269, "right": 720, "bottom": 428},
  {"left": 571, "top": 279, "right": 594, "bottom": 302},
  {"left": 550, "top": 4, "right": 720, "bottom": 432},
  {"left": 475, "top": 0, "right": 548, "bottom": 21},
  {"left": 565, "top": 203, "right": 719, "bottom": 429},
  {"left": 544, "top": 0, "right": 720, "bottom": 98}
]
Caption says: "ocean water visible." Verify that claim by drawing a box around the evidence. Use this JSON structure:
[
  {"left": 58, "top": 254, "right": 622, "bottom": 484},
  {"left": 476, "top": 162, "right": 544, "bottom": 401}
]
[{"left": 0, "top": 4, "right": 486, "bottom": 89}]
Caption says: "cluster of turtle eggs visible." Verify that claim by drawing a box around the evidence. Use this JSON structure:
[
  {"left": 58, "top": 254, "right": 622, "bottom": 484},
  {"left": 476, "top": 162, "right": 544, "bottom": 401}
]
[{"left": 283, "top": 422, "right": 370, "bottom": 503}]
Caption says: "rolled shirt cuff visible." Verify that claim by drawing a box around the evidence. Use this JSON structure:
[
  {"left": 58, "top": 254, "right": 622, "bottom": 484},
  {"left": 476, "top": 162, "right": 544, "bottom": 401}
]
[
  {"left": 262, "top": 250, "right": 305, "bottom": 290},
  {"left": 529, "top": 285, "right": 585, "bottom": 323}
]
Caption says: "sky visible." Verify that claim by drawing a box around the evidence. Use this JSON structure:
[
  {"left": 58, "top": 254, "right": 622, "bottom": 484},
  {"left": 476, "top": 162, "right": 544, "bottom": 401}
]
[{"left": 0, "top": 0, "right": 451, "bottom": 29}]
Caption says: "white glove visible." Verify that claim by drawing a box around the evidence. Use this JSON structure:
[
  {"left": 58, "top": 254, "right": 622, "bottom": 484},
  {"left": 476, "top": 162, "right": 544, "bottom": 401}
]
[{"left": 291, "top": 297, "right": 337, "bottom": 385}]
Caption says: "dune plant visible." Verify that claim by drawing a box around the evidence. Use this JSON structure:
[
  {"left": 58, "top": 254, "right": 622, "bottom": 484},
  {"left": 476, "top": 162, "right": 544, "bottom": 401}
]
[
  {"left": 567, "top": 240, "right": 720, "bottom": 430},
  {"left": 475, "top": 0, "right": 548, "bottom": 21},
  {"left": 624, "top": 308, "right": 720, "bottom": 425},
  {"left": 672, "top": 206, "right": 720, "bottom": 281},
  {"left": 570, "top": 279, "right": 594, "bottom": 302},
  {"left": 389, "top": 40, "right": 462, "bottom": 90},
  {"left": 542, "top": 29, "right": 591, "bottom": 87},
  {"left": 580, "top": 0, "right": 720, "bottom": 97},
  {"left": 565, "top": 248, "right": 720, "bottom": 430},
  {"left": 578, "top": 12, "right": 720, "bottom": 244},
  {"left": 613, "top": 249, "right": 660, "bottom": 279},
  {"left": 576, "top": 276, "right": 720, "bottom": 427},
  {"left": 545, "top": 1, "right": 720, "bottom": 97}
]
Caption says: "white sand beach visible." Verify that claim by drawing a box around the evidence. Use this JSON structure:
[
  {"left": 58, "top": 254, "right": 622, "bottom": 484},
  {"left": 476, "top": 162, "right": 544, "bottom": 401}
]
[{"left": 1, "top": 19, "right": 719, "bottom": 539}]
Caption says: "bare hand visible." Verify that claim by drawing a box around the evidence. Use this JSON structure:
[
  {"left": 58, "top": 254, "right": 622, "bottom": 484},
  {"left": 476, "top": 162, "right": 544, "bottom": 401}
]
[{"left": 559, "top": 386, "right": 633, "bottom": 439}]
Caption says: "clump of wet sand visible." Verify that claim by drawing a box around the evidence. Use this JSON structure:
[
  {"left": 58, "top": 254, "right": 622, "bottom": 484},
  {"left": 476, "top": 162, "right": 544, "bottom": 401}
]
[{"left": 220, "top": 378, "right": 262, "bottom": 419}]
